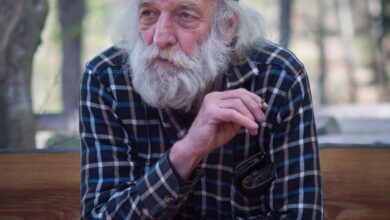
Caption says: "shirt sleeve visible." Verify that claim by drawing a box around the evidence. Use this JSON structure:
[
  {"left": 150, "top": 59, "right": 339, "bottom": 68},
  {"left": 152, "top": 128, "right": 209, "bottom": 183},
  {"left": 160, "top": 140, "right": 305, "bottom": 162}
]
[
  {"left": 79, "top": 67, "right": 199, "bottom": 220},
  {"left": 265, "top": 69, "right": 323, "bottom": 219}
]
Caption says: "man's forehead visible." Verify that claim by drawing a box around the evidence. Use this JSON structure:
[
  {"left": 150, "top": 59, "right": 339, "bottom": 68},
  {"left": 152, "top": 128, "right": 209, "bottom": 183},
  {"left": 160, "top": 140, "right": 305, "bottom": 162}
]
[
  {"left": 138, "top": 0, "right": 204, "bottom": 5},
  {"left": 137, "top": 0, "right": 212, "bottom": 13},
  {"left": 138, "top": 0, "right": 238, "bottom": 5}
]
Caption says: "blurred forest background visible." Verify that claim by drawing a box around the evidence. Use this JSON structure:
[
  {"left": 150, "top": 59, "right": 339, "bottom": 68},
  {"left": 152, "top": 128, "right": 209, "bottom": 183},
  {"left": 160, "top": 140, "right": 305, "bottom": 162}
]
[{"left": 0, "top": 0, "right": 389, "bottom": 149}]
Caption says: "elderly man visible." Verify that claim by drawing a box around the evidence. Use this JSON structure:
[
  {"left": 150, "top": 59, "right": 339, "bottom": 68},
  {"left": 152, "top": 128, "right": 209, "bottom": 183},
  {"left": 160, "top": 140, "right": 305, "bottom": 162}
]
[{"left": 80, "top": 0, "right": 323, "bottom": 219}]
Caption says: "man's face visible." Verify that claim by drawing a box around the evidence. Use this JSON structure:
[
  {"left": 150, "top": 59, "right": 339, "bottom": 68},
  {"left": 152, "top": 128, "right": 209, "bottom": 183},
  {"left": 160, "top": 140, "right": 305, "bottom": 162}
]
[
  {"left": 129, "top": 0, "right": 230, "bottom": 111},
  {"left": 137, "top": 0, "right": 214, "bottom": 62}
]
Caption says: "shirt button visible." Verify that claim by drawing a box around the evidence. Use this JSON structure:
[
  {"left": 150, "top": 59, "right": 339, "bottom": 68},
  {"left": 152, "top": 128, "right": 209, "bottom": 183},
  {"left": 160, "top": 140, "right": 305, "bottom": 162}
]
[{"left": 164, "top": 195, "right": 174, "bottom": 203}]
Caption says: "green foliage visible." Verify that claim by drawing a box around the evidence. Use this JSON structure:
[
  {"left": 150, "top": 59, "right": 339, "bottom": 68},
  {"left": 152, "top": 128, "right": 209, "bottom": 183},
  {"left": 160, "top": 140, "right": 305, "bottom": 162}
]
[
  {"left": 32, "top": 0, "right": 62, "bottom": 114},
  {"left": 33, "top": 0, "right": 112, "bottom": 114},
  {"left": 70, "top": 23, "right": 83, "bottom": 39},
  {"left": 44, "top": 132, "right": 80, "bottom": 148},
  {"left": 46, "top": 0, "right": 61, "bottom": 46},
  {"left": 31, "top": 0, "right": 390, "bottom": 117}
]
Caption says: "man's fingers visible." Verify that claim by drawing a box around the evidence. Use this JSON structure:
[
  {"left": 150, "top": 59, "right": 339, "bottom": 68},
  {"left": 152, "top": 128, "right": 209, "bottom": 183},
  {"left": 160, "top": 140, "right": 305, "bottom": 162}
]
[
  {"left": 216, "top": 89, "right": 267, "bottom": 123},
  {"left": 213, "top": 107, "right": 259, "bottom": 133},
  {"left": 218, "top": 99, "right": 255, "bottom": 121},
  {"left": 240, "top": 94, "right": 266, "bottom": 123},
  {"left": 260, "top": 99, "right": 269, "bottom": 110}
]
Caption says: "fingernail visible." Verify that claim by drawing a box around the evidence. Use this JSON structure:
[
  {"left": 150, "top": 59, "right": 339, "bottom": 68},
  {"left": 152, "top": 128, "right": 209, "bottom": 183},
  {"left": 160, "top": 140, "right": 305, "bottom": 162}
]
[
  {"left": 250, "top": 129, "right": 258, "bottom": 136},
  {"left": 260, "top": 100, "right": 267, "bottom": 107}
]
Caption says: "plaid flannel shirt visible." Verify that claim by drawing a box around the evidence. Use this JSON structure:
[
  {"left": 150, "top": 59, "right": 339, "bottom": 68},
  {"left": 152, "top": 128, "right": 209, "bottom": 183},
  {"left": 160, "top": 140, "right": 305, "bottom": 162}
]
[{"left": 80, "top": 42, "right": 323, "bottom": 219}]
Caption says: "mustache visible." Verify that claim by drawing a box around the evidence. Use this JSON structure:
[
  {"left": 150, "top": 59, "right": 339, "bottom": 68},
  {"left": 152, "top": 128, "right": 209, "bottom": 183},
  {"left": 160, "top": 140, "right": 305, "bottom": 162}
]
[{"left": 142, "top": 44, "right": 198, "bottom": 70}]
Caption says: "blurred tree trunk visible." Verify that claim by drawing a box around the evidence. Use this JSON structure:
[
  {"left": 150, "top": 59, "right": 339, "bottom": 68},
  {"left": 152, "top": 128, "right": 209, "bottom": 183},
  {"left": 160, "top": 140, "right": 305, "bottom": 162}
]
[
  {"left": 58, "top": 0, "right": 85, "bottom": 114},
  {"left": 336, "top": 0, "right": 358, "bottom": 102},
  {"left": 366, "top": 0, "right": 388, "bottom": 101},
  {"left": 316, "top": 0, "right": 328, "bottom": 104},
  {"left": 384, "top": 0, "right": 390, "bottom": 35},
  {"left": 383, "top": 0, "right": 390, "bottom": 100},
  {"left": 279, "top": 0, "right": 294, "bottom": 48},
  {"left": 0, "top": 0, "right": 48, "bottom": 148}
]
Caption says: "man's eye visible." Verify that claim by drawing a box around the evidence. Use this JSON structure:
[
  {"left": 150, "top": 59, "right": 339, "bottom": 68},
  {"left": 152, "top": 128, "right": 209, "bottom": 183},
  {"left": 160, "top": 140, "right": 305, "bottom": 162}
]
[
  {"left": 141, "top": 10, "right": 153, "bottom": 17},
  {"left": 179, "top": 12, "right": 194, "bottom": 19},
  {"left": 140, "top": 9, "right": 158, "bottom": 24},
  {"left": 177, "top": 10, "right": 199, "bottom": 28},
  {"left": 140, "top": 9, "right": 159, "bottom": 19}
]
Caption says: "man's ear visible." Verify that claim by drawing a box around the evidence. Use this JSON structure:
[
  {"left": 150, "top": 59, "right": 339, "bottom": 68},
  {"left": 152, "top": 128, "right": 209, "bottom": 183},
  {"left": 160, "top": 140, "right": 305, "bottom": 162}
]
[{"left": 221, "top": 12, "right": 239, "bottom": 46}]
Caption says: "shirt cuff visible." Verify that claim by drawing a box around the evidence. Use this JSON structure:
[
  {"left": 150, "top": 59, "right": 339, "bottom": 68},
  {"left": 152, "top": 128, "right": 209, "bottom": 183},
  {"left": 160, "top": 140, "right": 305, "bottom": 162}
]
[
  {"left": 167, "top": 148, "right": 202, "bottom": 187},
  {"left": 136, "top": 151, "right": 200, "bottom": 217}
]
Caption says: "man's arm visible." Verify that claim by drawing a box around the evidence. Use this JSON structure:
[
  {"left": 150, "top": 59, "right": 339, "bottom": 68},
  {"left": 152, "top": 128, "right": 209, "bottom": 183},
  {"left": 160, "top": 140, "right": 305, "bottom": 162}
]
[
  {"left": 265, "top": 70, "right": 323, "bottom": 219},
  {"left": 80, "top": 68, "right": 198, "bottom": 220}
]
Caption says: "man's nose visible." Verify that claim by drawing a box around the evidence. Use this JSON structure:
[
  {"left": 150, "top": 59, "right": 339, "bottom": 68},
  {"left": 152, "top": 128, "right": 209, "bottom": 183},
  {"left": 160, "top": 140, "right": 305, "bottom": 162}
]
[{"left": 153, "top": 14, "right": 177, "bottom": 49}]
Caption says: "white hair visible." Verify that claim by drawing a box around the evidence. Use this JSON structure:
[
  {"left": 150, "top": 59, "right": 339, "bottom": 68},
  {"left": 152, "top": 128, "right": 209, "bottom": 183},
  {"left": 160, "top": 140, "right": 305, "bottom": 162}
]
[
  {"left": 110, "top": 0, "right": 267, "bottom": 110},
  {"left": 214, "top": 0, "right": 267, "bottom": 62},
  {"left": 131, "top": 31, "right": 229, "bottom": 111},
  {"left": 111, "top": 0, "right": 138, "bottom": 52},
  {"left": 111, "top": 0, "right": 267, "bottom": 63}
]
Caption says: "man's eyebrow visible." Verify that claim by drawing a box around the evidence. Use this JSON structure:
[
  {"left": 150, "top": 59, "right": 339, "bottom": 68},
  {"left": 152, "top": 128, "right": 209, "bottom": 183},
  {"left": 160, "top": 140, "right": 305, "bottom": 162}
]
[
  {"left": 139, "top": 0, "right": 152, "bottom": 4},
  {"left": 176, "top": 1, "right": 203, "bottom": 15},
  {"left": 138, "top": 0, "right": 204, "bottom": 14},
  {"left": 138, "top": 0, "right": 154, "bottom": 8}
]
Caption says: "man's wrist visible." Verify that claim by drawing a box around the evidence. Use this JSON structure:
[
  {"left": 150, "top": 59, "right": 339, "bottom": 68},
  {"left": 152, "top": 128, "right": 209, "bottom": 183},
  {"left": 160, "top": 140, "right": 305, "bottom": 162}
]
[{"left": 169, "top": 137, "right": 204, "bottom": 180}]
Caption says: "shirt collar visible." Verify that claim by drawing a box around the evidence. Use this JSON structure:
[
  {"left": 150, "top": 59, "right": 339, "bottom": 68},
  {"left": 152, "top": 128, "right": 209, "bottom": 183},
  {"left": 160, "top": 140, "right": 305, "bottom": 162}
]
[{"left": 225, "top": 55, "right": 260, "bottom": 89}]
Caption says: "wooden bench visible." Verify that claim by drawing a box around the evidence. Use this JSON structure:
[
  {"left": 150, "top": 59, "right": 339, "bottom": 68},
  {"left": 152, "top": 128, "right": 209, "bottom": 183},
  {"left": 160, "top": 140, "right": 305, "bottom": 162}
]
[
  {"left": 0, "top": 149, "right": 80, "bottom": 219},
  {"left": 320, "top": 146, "right": 390, "bottom": 220},
  {"left": 0, "top": 147, "right": 389, "bottom": 219}
]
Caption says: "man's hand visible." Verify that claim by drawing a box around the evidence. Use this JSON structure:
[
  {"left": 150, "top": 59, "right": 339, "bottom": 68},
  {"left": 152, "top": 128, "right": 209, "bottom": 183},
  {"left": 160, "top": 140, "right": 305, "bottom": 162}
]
[{"left": 170, "top": 88, "right": 267, "bottom": 180}]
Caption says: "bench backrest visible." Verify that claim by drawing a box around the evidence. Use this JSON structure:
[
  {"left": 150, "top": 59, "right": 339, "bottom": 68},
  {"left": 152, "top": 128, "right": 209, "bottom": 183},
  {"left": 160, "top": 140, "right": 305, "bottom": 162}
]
[{"left": 0, "top": 147, "right": 389, "bottom": 219}]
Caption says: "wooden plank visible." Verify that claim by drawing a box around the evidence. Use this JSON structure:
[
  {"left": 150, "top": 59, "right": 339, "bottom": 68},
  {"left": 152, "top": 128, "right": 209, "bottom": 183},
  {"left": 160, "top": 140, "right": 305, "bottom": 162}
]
[
  {"left": 0, "top": 152, "right": 80, "bottom": 220},
  {"left": 0, "top": 148, "right": 389, "bottom": 219},
  {"left": 0, "top": 152, "right": 79, "bottom": 190},
  {"left": 0, "top": 188, "right": 79, "bottom": 220},
  {"left": 320, "top": 148, "right": 390, "bottom": 220}
]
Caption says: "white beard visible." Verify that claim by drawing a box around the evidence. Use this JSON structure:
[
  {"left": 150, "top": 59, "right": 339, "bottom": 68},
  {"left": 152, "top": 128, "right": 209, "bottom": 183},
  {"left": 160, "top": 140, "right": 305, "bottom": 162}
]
[{"left": 127, "top": 32, "right": 231, "bottom": 112}]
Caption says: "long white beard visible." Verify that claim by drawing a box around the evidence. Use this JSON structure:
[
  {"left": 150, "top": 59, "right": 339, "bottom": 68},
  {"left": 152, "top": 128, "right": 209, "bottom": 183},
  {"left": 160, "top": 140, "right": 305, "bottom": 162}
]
[{"left": 128, "top": 32, "right": 231, "bottom": 112}]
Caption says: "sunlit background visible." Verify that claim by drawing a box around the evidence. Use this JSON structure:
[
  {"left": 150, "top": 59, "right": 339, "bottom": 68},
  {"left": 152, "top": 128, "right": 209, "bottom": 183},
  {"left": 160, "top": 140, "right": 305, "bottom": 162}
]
[
  {"left": 1, "top": 2, "right": 388, "bottom": 219},
  {"left": 31, "top": 0, "right": 390, "bottom": 148}
]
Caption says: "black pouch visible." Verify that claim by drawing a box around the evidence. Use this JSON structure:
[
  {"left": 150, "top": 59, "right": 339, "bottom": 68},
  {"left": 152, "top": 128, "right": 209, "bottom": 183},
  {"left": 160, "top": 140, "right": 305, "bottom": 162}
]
[{"left": 234, "top": 152, "right": 275, "bottom": 198}]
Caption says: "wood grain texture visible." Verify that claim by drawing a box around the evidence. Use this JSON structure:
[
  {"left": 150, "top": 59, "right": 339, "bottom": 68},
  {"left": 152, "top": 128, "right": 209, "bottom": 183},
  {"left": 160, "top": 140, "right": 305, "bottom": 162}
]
[
  {"left": 0, "top": 188, "right": 79, "bottom": 220},
  {"left": 0, "top": 148, "right": 389, "bottom": 219},
  {"left": 0, "top": 152, "right": 80, "bottom": 220},
  {"left": 320, "top": 148, "right": 390, "bottom": 220}
]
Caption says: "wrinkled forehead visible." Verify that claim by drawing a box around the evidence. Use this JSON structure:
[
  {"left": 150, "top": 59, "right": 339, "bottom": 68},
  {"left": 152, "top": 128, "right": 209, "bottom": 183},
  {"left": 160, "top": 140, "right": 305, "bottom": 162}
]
[
  {"left": 136, "top": 0, "right": 215, "bottom": 9},
  {"left": 137, "top": 0, "right": 207, "bottom": 8},
  {"left": 135, "top": 0, "right": 219, "bottom": 22},
  {"left": 136, "top": 0, "right": 238, "bottom": 7},
  {"left": 136, "top": 0, "right": 239, "bottom": 2}
]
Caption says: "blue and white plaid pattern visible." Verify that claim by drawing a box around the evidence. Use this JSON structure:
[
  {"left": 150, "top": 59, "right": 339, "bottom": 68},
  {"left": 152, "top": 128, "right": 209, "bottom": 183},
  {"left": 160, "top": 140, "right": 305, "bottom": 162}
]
[{"left": 80, "top": 42, "right": 323, "bottom": 219}]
